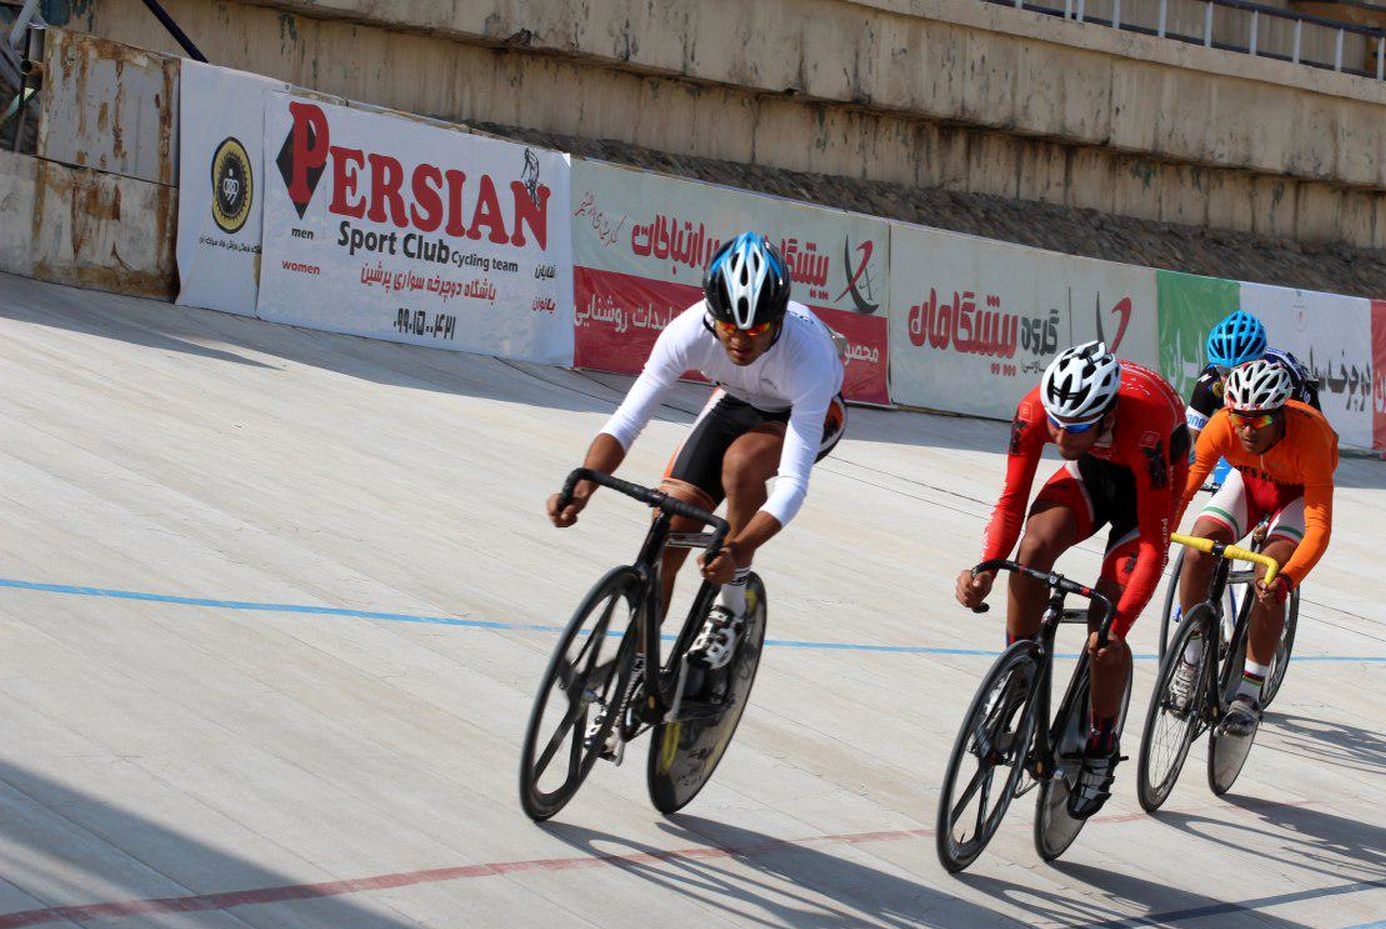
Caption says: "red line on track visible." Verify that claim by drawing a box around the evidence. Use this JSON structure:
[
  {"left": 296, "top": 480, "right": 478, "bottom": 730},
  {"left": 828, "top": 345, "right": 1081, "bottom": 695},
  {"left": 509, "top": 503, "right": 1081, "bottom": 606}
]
[{"left": 0, "top": 797, "right": 1314, "bottom": 927}]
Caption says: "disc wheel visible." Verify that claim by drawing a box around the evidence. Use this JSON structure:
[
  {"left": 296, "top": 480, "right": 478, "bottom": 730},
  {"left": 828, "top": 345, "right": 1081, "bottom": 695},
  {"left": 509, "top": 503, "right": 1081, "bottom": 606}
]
[{"left": 646, "top": 574, "right": 769, "bottom": 814}]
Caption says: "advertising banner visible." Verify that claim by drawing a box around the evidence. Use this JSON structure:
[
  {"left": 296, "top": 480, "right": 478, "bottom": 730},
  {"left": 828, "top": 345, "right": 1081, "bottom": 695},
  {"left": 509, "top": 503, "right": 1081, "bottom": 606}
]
[
  {"left": 257, "top": 94, "right": 574, "bottom": 364},
  {"left": 1374, "top": 301, "right": 1386, "bottom": 455},
  {"left": 571, "top": 160, "right": 891, "bottom": 405},
  {"left": 888, "top": 224, "right": 1159, "bottom": 418},
  {"left": 175, "top": 61, "right": 290, "bottom": 316},
  {"left": 1238, "top": 283, "right": 1374, "bottom": 451},
  {"left": 1155, "top": 270, "right": 1242, "bottom": 399}
]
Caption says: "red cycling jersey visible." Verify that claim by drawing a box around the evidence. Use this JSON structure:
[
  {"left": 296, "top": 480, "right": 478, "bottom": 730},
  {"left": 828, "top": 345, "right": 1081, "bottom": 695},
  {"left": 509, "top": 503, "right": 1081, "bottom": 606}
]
[{"left": 981, "top": 361, "right": 1187, "bottom": 637}]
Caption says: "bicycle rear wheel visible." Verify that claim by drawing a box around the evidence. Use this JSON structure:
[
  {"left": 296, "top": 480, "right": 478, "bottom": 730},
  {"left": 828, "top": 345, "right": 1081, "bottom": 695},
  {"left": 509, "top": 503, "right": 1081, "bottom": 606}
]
[
  {"left": 1209, "top": 603, "right": 1258, "bottom": 796},
  {"left": 647, "top": 574, "right": 768, "bottom": 814},
  {"left": 936, "top": 642, "right": 1040, "bottom": 874},
  {"left": 1137, "top": 605, "right": 1216, "bottom": 813},
  {"left": 1034, "top": 650, "right": 1131, "bottom": 862},
  {"left": 519, "top": 566, "right": 642, "bottom": 821},
  {"left": 1258, "top": 586, "right": 1299, "bottom": 709}
]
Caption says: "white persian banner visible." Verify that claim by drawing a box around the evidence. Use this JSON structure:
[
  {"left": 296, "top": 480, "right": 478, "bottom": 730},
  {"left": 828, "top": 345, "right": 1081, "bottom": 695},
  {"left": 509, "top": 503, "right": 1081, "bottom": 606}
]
[
  {"left": 257, "top": 94, "right": 573, "bottom": 364},
  {"left": 571, "top": 159, "right": 892, "bottom": 405},
  {"left": 176, "top": 61, "right": 290, "bottom": 316},
  {"left": 888, "top": 224, "right": 1159, "bottom": 419},
  {"left": 1239, "top": 282, "right": 1373, "bottom": 450}
]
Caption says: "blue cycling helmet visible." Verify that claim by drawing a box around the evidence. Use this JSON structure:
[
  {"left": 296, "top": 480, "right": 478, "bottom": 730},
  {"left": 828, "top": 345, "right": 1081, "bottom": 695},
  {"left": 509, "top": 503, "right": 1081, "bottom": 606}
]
[
  {"left": 1205, "top": 311, "right": 1267, "bottom": 368},
  {"left": 703, "top": 232, "right": 791, "bottom": 330}
]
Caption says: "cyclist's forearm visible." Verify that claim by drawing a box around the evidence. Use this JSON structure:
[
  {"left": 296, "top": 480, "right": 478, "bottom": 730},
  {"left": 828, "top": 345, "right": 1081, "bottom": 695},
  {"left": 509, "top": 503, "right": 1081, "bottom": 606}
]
[
  {"left": 731, "top": 511, "right": 783, "bottom": 565},
  {"left": 574, "top": 433, "right": 627, "bottom": 498}
]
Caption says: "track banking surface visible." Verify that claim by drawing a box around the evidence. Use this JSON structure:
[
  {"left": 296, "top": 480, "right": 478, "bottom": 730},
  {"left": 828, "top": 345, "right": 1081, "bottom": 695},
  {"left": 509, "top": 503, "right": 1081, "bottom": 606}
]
[{"left": 2, "top": 273, "right": 1384, "bottom": 929}]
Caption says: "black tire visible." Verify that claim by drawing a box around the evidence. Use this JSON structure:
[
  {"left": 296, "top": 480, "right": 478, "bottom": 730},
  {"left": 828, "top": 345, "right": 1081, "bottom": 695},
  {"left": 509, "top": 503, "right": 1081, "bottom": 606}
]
[
  {"left": 1034, "top": 650, "right": 1132, "bottom": 862},
  {"left": 1157, "top": 546, "right": 1187, "bottom": 661},
  {"left": 936, "top": 642, "right": 1041, "bottom": 874},
  {"left": 646, "top": 574, "right": 768, "bottom": 814},
  {"left": 519, "top": 566, "right": 642, "bottom": 821},
  {"left": 1259, "top": 586, "right": 1299, "bottom": 709},
  {"left": 1159, "top": 546, "right": 1236, "bottom": 660},
  {"left": 1137, "top": 605, "right": 1216, "bottom": 813}
]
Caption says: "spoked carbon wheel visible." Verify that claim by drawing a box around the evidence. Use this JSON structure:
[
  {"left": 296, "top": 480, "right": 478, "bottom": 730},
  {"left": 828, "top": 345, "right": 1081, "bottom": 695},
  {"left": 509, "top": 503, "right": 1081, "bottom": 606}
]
[
  {"left": 1137, "top": 605, "right": 1215, "bottom": 813},
  {"left": 1258, "top": 586, "right": 1299, "bottom": 709},
  {"left": 936, "top": 642, "right": 1040, "bottom": 874},
  {"left": 519, "top": 566, "right": 642, "bottom": 821},
  {"left": 1159, "top": 547, "right": 1235, "bottom": 660},
  {"left": 647, "top": 575, "right": 768, "bottom": 815}
]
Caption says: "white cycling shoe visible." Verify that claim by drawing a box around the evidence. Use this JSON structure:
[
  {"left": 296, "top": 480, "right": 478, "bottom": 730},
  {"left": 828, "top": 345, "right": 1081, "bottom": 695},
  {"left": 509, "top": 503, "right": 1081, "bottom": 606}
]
[{"left": 688, "top": 606, "right": 744, "bottom": 670}]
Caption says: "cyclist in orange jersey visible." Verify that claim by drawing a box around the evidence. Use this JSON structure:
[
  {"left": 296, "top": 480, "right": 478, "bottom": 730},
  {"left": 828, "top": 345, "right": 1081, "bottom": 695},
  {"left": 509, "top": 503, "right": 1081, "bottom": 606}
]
[{"left": 1172, "top": 359, "right": 1338, "bottom": 737}]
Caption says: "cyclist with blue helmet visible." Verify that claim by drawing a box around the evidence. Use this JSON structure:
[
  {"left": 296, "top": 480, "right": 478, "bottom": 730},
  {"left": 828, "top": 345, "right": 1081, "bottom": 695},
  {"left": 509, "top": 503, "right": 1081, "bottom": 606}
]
[
  {"left": 548, "top": 231, "right": 846, "bottom": 699},
  {"left": 1186, "top": 310, "right": 1321, "bottom": 441}
]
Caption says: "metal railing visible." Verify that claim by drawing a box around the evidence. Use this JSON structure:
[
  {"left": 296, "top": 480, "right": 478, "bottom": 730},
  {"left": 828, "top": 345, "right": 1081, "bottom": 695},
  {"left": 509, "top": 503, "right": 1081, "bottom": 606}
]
[{"left": 989, "top": 0, "right": 1386, "bottom": 80}]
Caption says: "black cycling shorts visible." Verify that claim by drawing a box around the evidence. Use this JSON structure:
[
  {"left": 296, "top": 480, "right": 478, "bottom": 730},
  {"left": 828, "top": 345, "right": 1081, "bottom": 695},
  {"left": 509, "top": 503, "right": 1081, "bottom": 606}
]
[{"left": 664, "top": 388, "right": 846, "bottom": 506}]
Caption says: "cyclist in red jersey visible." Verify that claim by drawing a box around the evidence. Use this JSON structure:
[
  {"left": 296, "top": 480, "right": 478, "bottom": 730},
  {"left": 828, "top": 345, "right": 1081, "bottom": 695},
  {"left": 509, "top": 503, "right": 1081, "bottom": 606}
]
[{"left": 956, "top": 341, "right": 1190, "bottom": 819}]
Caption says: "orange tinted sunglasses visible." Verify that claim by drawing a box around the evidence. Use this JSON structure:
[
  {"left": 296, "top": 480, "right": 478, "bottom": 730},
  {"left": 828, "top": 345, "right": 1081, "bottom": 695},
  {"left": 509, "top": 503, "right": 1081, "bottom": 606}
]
[
  {"left": 713, "top": 319, "right": 775, "bottom": 338},
  {"left": 1228, "top": 410, "right": 1277, "bottom": 429}
]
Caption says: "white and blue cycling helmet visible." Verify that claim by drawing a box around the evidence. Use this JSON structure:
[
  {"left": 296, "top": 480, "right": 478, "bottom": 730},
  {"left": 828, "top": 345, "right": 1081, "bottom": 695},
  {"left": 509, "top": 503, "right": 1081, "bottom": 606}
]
[{"left": 703, "top": 232, "right": 791, "bottom": 330}]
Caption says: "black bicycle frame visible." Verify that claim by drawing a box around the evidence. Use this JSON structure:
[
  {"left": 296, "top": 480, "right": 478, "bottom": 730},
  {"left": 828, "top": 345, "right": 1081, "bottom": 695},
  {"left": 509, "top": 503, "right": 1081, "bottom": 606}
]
[
  {"left": 560, "top": 467, "right": 730, "bottom": 722},
  {"left": 971, "top": 558, "right": 1116, "bottom": 779}
]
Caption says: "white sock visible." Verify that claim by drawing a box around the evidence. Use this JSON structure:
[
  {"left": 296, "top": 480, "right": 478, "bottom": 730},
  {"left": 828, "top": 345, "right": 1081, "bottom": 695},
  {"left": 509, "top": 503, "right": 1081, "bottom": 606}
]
[
  {"left": 1238, "top": 659, "right": 1269, "bottom": 702},
  {"left": 1182, "top": 635, "right": 1204, "bottom": 666},
  {"left": 718, "top": 566, "right": 752, "bottom": 618}
]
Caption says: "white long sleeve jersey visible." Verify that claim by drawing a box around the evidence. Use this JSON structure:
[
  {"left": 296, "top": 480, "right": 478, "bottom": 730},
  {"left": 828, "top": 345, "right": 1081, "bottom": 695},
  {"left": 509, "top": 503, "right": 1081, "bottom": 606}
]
[{"left": 599, "top": 300, "right": 845, "bottom": 526}]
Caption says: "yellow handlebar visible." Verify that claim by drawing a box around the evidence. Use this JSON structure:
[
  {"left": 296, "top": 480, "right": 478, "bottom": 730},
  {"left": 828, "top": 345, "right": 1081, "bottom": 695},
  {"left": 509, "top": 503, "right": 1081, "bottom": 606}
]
[{"left": 1170, "top": 532, "right": 1280, "bottom": 586}]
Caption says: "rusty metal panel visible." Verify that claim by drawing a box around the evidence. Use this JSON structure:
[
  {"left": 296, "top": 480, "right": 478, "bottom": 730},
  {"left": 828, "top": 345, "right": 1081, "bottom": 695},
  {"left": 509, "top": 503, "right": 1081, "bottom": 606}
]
[{"left": 36, "top": 26, "right": 179, "bottom": 187}]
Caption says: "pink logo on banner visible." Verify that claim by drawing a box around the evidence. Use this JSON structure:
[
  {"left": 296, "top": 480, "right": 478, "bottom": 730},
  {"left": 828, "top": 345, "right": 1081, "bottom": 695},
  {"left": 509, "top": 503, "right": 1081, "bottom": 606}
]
[{"left": 1373, "top": 300, "right": 1386, "bottom": 455}]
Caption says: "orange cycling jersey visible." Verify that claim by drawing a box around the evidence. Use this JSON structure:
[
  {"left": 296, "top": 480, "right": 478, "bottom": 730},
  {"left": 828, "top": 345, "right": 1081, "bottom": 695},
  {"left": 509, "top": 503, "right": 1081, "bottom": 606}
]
[
  {"left": 982, "top": 361, "right": 1188, "bottom": 637},
  {"left": 1181, "top": 400, "right": 1338, "bottom": 588}
]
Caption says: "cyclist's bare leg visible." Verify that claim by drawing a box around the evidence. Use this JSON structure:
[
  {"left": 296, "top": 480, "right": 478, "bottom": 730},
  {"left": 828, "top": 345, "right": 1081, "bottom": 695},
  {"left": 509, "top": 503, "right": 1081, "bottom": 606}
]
[
  {"left": 1178, "top": 516, "right": 1235, "bottom": 616},
  {"left": 1009, "top": 501, "right": 1079, "bottom": 639},
  {"left": 658, "top": 481, "right": 718, "bottom": 618},
  {"left": 1246, "top": 535, "right": 1295, "bottom": 667},
  {"left": 1088, "top": 576, "right": 1130, "bottom": 722},
  {"left": 719, "top": 425, "right": 784, "bottom": 569}
]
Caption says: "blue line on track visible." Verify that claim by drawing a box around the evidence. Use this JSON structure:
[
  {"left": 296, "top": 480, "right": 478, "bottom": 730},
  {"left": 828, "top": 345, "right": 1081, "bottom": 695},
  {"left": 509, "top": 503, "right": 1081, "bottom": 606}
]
[{"left": 3, "top": 578, "right": 1384, "bottom": 662}]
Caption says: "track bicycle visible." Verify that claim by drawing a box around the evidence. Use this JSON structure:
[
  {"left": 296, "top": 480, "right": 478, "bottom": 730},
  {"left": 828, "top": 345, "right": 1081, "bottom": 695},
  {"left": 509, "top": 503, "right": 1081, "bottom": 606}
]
[
  {"left": 1137, "top": 533, "right": 1281, "bottom": 812},
  {"left": 936, "top": 560, "right": 1127, "bottom": 872},
  {"left": 1158, "top": 514, "right": 1298, "bottom": 709},
  {"left": 519, "top": 468, "right": 768, "bottom": 820}
]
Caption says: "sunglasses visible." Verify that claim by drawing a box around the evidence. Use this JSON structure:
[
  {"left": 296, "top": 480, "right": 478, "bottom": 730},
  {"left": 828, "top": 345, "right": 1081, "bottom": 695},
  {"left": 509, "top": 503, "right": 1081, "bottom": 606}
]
[
  {"left": 1046, "top": 413, "right": 1102, "bottom": 434},
  {"left": 713, "top": 319, "right": 775, "bottom": 338},
  {"left": 1228, "top": 410, "right": 1278, "bottom": 429}
]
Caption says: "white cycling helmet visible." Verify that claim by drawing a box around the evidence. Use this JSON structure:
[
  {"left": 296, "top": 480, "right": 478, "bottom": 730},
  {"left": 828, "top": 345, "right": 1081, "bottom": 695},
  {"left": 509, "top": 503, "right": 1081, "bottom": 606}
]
[
  {"left": 1223, "top": 358, "right": 1293, "bottom": 412},
  {"left": 1040, "top": 341, "right": 1122, "bottom": 424}
]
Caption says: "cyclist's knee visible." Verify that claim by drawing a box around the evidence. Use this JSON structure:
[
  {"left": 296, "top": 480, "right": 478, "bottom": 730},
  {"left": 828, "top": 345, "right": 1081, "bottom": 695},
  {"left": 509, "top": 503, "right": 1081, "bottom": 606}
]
[{"left": 1016, "top": 532, "right": 1066, "bottom": 570}]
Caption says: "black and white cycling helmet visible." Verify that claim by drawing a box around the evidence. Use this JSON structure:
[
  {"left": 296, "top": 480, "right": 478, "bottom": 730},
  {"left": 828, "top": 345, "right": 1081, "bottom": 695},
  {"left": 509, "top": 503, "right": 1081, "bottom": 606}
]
[
  {"left": 1040, "top": 341, "right": 1122, "bottom": 424},
  {"left": 1223, "top": 358, "right": 1293, "bottom": 412},
  {"left": 703, "top": 231, "right": 791, "bottom": 330}
]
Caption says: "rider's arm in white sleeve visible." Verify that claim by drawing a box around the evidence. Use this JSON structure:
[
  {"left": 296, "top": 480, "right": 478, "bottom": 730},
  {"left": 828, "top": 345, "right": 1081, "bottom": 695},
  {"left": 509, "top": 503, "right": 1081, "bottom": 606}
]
[{"left": 598, "top": 307, "right": 699, "bottom": 450}]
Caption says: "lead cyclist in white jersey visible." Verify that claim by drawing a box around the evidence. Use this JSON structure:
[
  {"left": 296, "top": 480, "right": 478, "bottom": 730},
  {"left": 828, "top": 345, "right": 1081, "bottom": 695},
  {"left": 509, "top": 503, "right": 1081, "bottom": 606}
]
[{"left": 547, "top": 231, "right": 847, "bottom": 668}]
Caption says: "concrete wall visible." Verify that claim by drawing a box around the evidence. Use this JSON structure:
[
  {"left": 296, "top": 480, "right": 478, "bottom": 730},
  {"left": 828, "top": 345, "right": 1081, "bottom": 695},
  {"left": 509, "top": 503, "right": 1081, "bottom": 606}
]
[
  {"left": 0, "top": 149, "right": 176, "bottom": 298},
  {"left": 52, "top": 0, "right": 1386, "bottom": 248}
]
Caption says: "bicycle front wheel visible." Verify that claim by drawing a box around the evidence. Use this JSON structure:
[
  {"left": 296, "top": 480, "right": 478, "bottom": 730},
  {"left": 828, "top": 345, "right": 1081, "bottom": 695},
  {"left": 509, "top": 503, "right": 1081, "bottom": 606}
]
[
  {"left": 1137, "top": 604, "right": 1215, "bottom": 813},
  {"left": 936, "top": 641, "right": 1041, "bottom": 874},
  {"left": 519, "top": 566, "right": 642, "bottom": 821}
]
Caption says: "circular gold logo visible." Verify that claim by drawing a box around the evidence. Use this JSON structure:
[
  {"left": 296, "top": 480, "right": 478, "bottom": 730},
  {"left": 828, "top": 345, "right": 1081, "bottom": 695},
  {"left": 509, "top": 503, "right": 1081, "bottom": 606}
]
[{"left": 211, "top": 137, "right": 252, "bottom": 234}]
